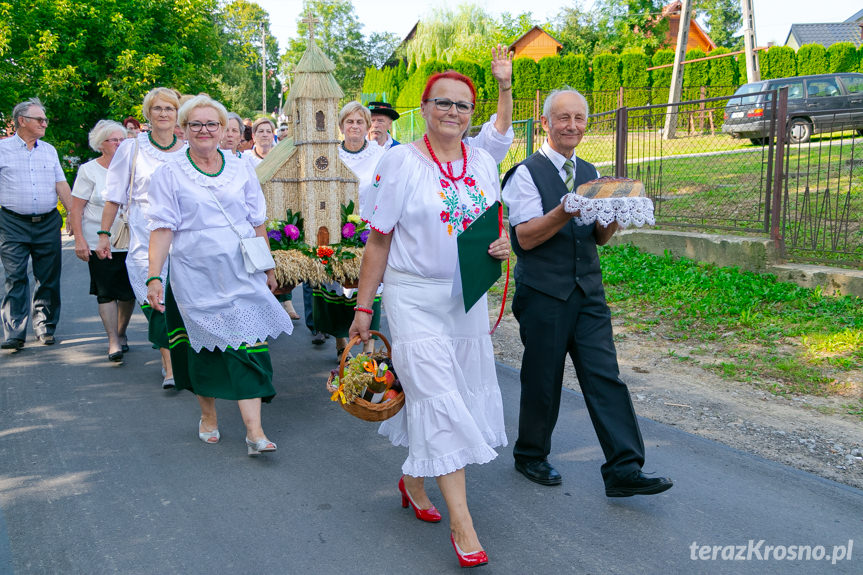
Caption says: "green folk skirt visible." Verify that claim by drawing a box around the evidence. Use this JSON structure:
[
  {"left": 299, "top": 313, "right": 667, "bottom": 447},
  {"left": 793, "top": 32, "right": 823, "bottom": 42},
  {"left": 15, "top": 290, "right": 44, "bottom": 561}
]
[
  {"left": 164, "top": 285, "right": 276, "bottom": 403},
  {"left": 140, "top": 302, "right": 169, "bottom": 349},
  {"left": 312, "top": 285, "right": 381, "bottom": 338}
]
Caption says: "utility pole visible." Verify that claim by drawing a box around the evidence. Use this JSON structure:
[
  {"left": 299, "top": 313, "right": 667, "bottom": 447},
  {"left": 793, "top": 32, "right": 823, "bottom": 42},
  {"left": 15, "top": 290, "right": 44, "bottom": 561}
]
[
  {"left": 741, "top": 0, "right": 761, "bottom": 83},
  {"left": 261, "top": 22, "right": 267, "bottom": 114},
  {"left": 663, "top": 0, "right": 691, "bottom": 140}
]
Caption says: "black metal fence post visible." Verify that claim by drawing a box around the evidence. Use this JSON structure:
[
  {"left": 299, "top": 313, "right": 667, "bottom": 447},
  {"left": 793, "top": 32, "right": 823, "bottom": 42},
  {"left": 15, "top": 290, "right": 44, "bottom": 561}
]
[{"left": 615, "top": 107, "right": 628, "bottom": 178}]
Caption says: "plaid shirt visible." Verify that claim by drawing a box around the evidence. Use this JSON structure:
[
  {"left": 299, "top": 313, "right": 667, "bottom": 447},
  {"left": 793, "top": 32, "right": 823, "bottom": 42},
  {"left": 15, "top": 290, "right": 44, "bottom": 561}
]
[{"left": 0, "top": 133, "right": 66, "bottom": 214}]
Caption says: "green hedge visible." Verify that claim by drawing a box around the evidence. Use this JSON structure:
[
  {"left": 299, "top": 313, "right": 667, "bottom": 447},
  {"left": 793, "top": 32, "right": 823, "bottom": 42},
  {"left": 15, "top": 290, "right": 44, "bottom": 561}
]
[
  {"left": 796, "top": 44, "right": 828, "bottom": 76},
  {"left": 561, "top": 53, "right": 590, "bottom": 92},
  {"left": 708, "top": 47, "right": 737, "bottom": 89},
  {"left": 512, "top": 57, "right": 539, "bottom": 99},
  {"left": 764, "top": 45, "right": 796, "bottom": 79},
  {"left": 592, "top": 53, "right": 621, "bottom": 92},
  {"left": 539, "top": 56, "right": 564, "bottom": 91},
  {"left": 651, "top": 49, "right": 675, "bottom": 88},
  {"left": 621, "top": 49, "right": 649, "bottom": 106},
  {"left": 394, "top": 59, "right": 447, "bottom": 109},
  {"left": 827, "top": 42, "right": 858, "bottom": 73}
]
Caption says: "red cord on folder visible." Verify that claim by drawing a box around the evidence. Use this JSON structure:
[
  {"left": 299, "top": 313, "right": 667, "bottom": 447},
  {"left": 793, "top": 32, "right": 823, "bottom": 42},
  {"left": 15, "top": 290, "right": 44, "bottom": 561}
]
[{"left": 490, "top": 202, "right": 510, "bottom": 335}]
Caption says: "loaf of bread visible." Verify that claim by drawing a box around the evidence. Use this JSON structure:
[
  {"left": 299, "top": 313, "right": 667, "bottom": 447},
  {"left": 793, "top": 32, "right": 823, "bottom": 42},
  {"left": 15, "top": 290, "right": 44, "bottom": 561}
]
[{"left": 575, "top": 177, "right": 645, "bottom": 199}]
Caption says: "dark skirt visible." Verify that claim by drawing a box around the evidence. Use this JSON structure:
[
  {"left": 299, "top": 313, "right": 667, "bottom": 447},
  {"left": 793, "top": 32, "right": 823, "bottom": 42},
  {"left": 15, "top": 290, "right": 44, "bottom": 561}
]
[
  {"left": 312, "top": 285, "right": 381, "bottom": 338},
  {"left": 87, "top": 251, "right": 134, "bottom": 304},
  {"left": 140, "top": 302, "right": 170, "bottom": 349},
  {"left": 164, "top": 284, "right": 276, "bottom": 402}
]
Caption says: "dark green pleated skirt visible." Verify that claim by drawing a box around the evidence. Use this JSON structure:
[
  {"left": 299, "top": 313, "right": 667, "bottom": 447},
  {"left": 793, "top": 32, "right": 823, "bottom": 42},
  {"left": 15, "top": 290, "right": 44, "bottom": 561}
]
[
  {"left": 312, "top": 285, "right": 381, "bottom": 338},
  {"left": 164, "top": 285, "right": 276, "bottom": 403},
  {"left": 140, "top": 302, "right": 169, "bottom": 349}
]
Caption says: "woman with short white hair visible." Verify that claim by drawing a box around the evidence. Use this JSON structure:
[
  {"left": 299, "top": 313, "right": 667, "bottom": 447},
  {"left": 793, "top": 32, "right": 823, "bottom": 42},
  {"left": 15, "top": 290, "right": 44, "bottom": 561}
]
[
  {"left": 70, "top": 120, "right": 136, "bottom": 362},
  {"left": 145, "top": 94, "right": 293, "bottom": 455},
  {"left": 97, "top": 87, "right": 186, "bottom": 389}
]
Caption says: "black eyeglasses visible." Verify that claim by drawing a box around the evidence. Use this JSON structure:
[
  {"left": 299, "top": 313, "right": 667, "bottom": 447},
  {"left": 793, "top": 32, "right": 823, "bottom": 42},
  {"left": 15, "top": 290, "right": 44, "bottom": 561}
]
[
  {"left": 187, "top": 121, "right": 221, "bottom": 133},
  {"left": 423, "top": 98, "right": 474, "bottom": 114},
  {"left": 22, "top": 115, "right": 49, "bottom": 125}
]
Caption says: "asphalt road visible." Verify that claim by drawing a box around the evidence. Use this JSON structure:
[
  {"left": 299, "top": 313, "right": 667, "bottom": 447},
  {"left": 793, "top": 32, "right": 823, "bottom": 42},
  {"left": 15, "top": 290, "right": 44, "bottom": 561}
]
[{"left": 1, "top": 237, "right": 861, "bottom": 575}]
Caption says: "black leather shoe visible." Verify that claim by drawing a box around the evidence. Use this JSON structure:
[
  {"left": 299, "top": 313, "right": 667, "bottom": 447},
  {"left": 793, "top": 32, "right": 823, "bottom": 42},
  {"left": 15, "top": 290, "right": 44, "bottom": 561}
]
[
  {"left": 514, "top": 459, "right": 562, "bottom": 486},
  {"left": 311, "top": 331, "right": 326, "bottom": 345},
  {"left": 108, "top": 351, "right": 124, "bottom": 362},
  {"left": 1, "top": 338, "right": 24, "bottom": 350},
  {"left": 605, "top": 471, "right": 673, "bottom": 497},
  {"left": 37, "top": 334, "right": 55, "bottom": 345}
]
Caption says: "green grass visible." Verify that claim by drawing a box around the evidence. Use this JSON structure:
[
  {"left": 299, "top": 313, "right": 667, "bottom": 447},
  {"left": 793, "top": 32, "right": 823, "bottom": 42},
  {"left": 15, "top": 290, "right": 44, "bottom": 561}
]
[{"left": 490, "top": 244, "right": 863, "bottom": 399}]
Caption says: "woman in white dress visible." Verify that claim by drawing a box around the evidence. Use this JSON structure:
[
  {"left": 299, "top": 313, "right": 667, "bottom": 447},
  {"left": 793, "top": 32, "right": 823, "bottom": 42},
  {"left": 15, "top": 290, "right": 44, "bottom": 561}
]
[
  {"left": 96, "top": 87, "right": 185, "bottom": 389},
  {"left": 350, "top": 72, "right": 510, "bottom": 568},
  {"left": 145, "top": 94, "right": 293, "bottom": 455},
  {"left": 70, "top": 120, "right": 136, "bottom": 362}
]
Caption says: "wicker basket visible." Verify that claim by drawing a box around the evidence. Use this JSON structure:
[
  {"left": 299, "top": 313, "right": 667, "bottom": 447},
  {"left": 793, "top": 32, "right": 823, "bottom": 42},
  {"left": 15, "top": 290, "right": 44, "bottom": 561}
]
[{"left": 326, "top": 330, "right": 405, "bottom": 422}]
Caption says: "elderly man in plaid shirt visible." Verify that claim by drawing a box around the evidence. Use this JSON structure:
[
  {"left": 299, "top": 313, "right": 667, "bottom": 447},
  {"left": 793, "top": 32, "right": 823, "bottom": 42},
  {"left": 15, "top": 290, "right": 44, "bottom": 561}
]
[{"left": 0, "top": 98, "right": 73, "bottom": 349}]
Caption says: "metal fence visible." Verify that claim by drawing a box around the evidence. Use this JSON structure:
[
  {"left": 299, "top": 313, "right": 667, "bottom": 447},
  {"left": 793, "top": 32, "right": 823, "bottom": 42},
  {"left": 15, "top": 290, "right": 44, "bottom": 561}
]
[{"left": 780, "top": 115, "right": 863, "bottom": 266}]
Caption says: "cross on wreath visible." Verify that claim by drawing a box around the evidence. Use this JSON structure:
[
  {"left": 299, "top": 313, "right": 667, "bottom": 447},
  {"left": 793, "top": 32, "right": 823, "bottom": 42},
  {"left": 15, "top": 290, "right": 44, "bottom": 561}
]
[{"left": 301, "top": 10, "right": 320, "bottom": 42}]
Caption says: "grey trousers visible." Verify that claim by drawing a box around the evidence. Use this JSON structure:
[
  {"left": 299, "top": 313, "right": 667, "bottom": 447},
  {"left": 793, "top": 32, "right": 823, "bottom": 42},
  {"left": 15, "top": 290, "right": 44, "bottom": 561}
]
[{"left": 0, "top": 209, "right": 62, "bottom": 341}]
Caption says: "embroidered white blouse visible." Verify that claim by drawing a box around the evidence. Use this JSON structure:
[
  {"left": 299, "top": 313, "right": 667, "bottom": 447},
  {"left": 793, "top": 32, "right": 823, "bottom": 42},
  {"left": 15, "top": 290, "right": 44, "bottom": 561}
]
[{"left": 368, "top": 142, "right": 500, "bottom": 279}]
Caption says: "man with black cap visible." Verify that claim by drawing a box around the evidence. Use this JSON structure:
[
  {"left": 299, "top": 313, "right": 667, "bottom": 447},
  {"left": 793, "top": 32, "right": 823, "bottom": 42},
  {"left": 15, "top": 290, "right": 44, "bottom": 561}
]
[{"left": 366, "top": 102, "right": 400, "bottom": 150}]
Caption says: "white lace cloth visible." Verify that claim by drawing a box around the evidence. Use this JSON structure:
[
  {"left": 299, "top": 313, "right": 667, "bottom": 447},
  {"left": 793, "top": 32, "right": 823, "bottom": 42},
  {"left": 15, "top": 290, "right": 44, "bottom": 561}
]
[{"left": 560, "top": 193, "right": 655, "bottom": 229}]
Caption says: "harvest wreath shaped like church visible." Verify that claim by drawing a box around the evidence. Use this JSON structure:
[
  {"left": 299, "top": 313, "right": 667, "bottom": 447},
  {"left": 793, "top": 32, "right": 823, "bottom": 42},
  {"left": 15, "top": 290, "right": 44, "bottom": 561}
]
[{"left": 255, "top": 13, "right": 365, "bottom": 288}]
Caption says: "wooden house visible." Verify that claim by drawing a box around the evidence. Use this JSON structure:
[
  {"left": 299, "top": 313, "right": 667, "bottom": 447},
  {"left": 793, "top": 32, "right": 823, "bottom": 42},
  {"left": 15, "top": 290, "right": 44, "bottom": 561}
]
[
  {"left": 510, "top": 26, "right": 563, "bottom": 62},
  {"left": 661, "top": 1, "right": 717, "bottom": 52}
]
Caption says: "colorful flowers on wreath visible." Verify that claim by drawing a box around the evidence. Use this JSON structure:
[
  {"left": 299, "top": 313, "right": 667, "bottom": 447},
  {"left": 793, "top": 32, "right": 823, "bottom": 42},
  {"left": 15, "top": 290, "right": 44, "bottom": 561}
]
[
  {"left": 339, "top": 200, "right": 370, "bottom": 248},
  {"left": 266, "top": 209, "right": 305, "bottom": 250}
]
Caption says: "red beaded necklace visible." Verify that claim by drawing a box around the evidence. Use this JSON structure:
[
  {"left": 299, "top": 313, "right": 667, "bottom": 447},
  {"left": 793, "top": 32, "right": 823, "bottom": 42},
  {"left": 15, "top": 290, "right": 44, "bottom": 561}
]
[{"left": 423, "top": 134, "right": 467, "bottom": 183}]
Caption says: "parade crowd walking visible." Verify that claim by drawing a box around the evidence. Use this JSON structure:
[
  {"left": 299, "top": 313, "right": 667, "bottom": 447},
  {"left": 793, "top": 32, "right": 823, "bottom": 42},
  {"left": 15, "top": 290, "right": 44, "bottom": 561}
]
[{"left": 0, "top": 43, "right": 673, "bottom": 570}]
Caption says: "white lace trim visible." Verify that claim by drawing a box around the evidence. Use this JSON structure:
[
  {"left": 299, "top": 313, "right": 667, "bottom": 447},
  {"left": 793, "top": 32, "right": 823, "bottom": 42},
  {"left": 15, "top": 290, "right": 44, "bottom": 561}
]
[
  {"left": 176, "top": 149, "right": 241, "bottom": 188},
  {"left": 138, "top": 132, "right": 186, "bottom": 162},
  {"left": 560, "top": 193, "right": 655, "bottom": 229},
  {"left": 400, "top": 443, "right": 500, "bottom": 478},
  {"left": 182, "top": 301, "right": 293, "bottom": 352}
]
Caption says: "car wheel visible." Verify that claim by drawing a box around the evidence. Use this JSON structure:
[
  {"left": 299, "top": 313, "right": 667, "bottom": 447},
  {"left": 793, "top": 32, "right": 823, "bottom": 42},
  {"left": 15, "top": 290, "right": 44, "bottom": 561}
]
[
  {"left": 749, "top": 137, "right": 768, "bottom": 146},
  {"left": 788, "top": 118, "right": 812, "bottom": 144}
]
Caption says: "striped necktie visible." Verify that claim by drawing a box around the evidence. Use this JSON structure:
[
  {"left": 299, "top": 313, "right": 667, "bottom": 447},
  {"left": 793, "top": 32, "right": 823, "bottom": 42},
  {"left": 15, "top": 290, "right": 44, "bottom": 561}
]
[{"left": 563, "top": 159, "right": 574, "bottom": 192}]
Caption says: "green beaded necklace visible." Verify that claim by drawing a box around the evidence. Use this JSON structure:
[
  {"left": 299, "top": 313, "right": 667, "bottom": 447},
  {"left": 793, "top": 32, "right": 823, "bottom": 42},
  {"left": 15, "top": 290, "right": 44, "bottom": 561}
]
[
  {"left": 186, "top": 148, "right": 225, "bottom": 178},
  {"left": 148, "top": 132, "right": 177, "bottom": 151}
]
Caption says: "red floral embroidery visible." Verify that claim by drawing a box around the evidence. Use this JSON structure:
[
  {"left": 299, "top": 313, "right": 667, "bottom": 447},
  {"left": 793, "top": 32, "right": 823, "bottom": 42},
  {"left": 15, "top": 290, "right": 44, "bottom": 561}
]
[
  {"left": 440, "top": 179, "right": 450, "bottom": 188},
  {"left": 462, "top": 218, "right": 472, "bottom": 230},
  {"left": 464, "top": 176, "right": 476, "bottom": 187},
  {"left": 440, "top": 210, "right": 450, "bottom": 223}
]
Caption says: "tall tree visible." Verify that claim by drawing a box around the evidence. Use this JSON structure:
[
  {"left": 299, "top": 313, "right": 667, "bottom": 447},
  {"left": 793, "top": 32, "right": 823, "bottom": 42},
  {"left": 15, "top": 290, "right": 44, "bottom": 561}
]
[
  {"left": 497, "top": 11, "right": 536, "bottom": 45},
  {"left": 551, "top": 3, "right": 601, "bottom": 57},
  {"left": 592, "top": 0, "right": 669, "bottom": 56},
  {"left": 401, "top": 5, "right": 499, "bottom": 65},
  {"left": 696, "top": 0, "right": 742, "bottom": 50},
  {"left": 281, "top": 0, "right": 369, "bottom": 97},
  {"left": 0, "top": 0, "right": 226, "bottom": 160},
  {"left": 217, "top": 0, "right": 282, "bottom": 116}
]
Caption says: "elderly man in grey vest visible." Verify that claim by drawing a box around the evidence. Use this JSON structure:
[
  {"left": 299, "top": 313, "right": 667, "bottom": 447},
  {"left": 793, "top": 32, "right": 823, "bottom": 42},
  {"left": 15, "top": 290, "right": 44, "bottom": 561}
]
[
  {"left": 0, "top": 98, "right": 72, "bottom": 349},
  {"left": 501, "top": 89, "right": 672, "bottom": 497}
]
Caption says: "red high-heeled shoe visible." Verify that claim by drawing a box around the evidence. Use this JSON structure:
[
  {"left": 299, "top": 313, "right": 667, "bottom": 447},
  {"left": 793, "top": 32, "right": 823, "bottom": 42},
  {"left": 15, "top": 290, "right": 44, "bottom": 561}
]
[
  {"left": 450, "top": 532, "right": 488, "bottom": 568},
  {"left": 398, "top": 476, "right": 442, "bottom": 523}
]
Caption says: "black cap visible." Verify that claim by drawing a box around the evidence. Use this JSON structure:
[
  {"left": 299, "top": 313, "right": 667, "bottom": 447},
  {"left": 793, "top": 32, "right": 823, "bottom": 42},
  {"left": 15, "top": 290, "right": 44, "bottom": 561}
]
[{"left": 368, "top": 101, "right": 399, "bottom": 120}]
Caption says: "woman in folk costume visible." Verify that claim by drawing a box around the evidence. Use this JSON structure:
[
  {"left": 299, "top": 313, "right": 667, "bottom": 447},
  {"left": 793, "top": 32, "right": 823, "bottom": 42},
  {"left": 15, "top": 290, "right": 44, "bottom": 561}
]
[
  {"left": 97, "top": 87, "right": 185, "bottom": 390},
  {"left": 350, "top": 71, "right": 510, "bottom": 568},
  {"left": 145, "top": 94, "right": 293, "bottom": 455}
]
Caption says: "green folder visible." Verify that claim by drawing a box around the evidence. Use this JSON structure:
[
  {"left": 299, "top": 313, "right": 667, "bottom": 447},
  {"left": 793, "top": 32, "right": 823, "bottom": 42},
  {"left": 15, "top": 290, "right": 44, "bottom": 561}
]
[{"left": 457, "top": 201, "right": 503, "bottom": 313}]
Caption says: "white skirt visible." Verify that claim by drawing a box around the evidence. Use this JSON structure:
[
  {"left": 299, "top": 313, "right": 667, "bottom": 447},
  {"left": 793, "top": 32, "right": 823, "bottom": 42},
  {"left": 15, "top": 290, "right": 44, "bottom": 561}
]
[
  {"left": 126, "top": 205, "right": 167, "bottom": 305},
  {"left": 169, "top": 224, "right": 293, "bottom": 352},
  {"left": 378, "top": 267, "right": 507, "bottom": 477}
]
